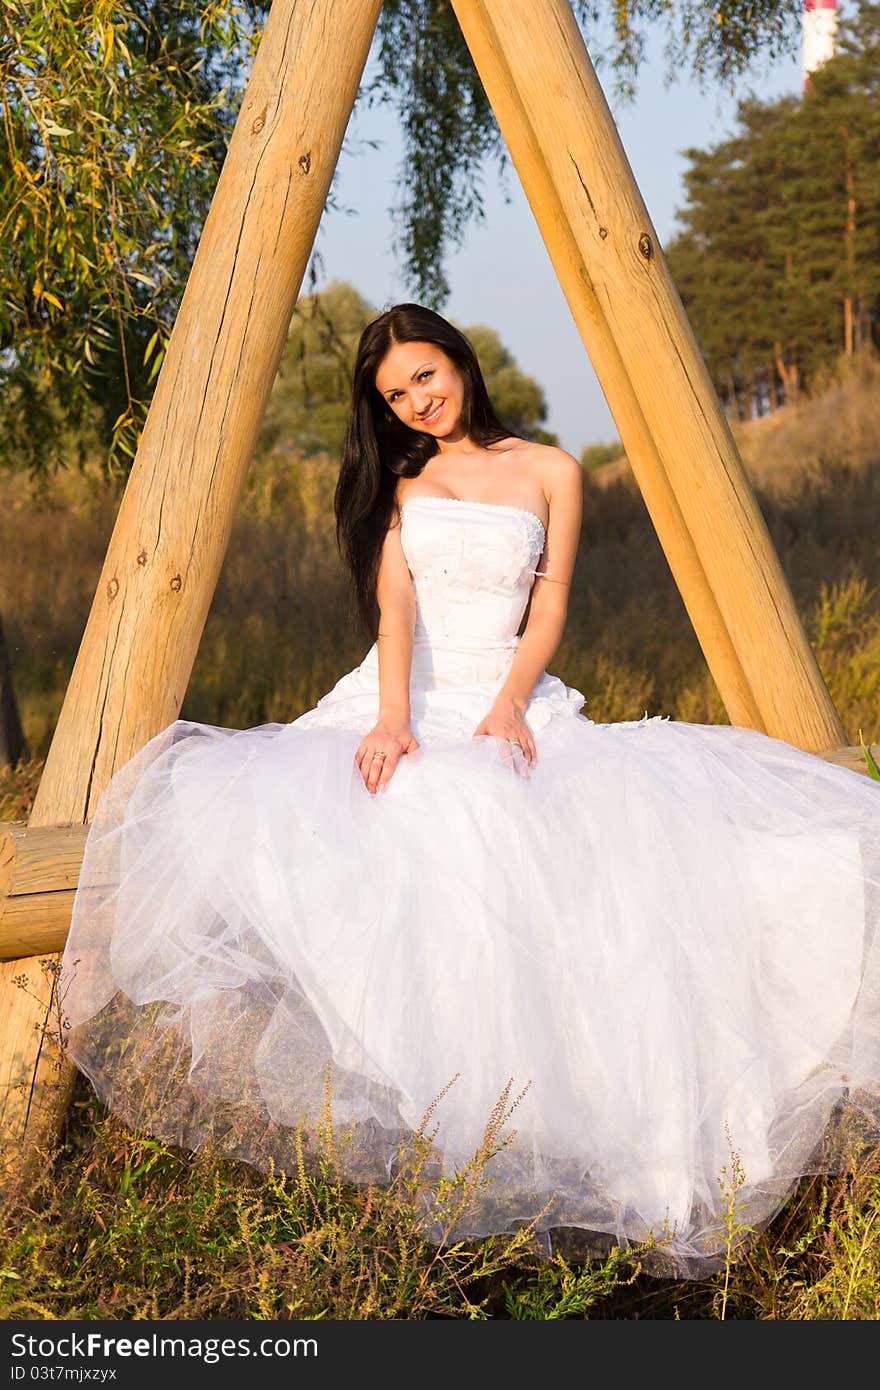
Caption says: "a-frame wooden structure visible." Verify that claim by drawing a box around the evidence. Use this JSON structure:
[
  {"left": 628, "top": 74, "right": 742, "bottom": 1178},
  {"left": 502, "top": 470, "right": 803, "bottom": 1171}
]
[{"left": 0, "top": 0, "right": 867, "bottom": 1176}]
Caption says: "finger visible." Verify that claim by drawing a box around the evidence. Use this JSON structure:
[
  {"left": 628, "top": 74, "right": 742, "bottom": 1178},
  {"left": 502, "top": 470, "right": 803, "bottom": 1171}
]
[
  {"left": 367, "top": 752, "right": 388, "bottom": 796},
  {"left": 356, "top": 744, "right": 382, "bottom": 789},
  {"left": 365, "top": 754, "right": 380, "bottom": 794},
  {"left": 377, "top": 750, "right": 400, "bottom": 793}
]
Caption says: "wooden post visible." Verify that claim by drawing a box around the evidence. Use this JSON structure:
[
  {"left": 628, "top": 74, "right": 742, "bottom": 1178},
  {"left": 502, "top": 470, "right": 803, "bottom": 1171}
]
[
  {"left": 449, "top": 2, "right": 763, "bottom": 733},
  {"left": 0, "top": 0, "right": 385, "bottom": 1177},
  {"left": 452, "top": 0, "right": 846, "bottom": 752}
]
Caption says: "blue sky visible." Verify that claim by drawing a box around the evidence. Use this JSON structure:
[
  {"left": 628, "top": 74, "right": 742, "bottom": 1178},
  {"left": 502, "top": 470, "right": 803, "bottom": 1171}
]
[{"left": 308, "top": 14, "right": 813, "bottom": 456}]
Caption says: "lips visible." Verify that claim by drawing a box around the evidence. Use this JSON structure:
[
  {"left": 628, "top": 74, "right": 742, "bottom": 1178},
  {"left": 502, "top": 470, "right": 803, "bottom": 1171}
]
[{"left": 419, "top": 401, "right": 444, "bottom": 425}]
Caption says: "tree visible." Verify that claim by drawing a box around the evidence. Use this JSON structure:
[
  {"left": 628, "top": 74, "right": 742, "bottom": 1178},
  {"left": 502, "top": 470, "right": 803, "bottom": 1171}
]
[
  {"left": 581, "top": 440, "right": 625, "bottom": 470},
  {"left": 0, "top": 0, "right": 270, "bottom": 764},
  {"left": 666, "top": 1, "right": 880, "bottom": 413},
  {"left": 2, "top": 0, "right": 807, "bottom": 478},
  {"left": 370, "top": 1, "right": 804, "bottom": 303},
  {"left": 0, "top": 0, "right": 270, "bottom": 474},
  {"left": 459, "top": 323, "right": 557, "bottom": 444},
  {"left": 0, "top": 0, "right": 811, "bottom": 764},
  {"left": 260, "top": 279, "right": 557, "bottom": 458}
]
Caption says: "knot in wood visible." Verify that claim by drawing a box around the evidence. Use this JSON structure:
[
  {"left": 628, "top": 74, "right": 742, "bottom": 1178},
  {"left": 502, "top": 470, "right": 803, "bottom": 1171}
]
[
  {"left": 298, "top": 151, "right": 312, "bottom": 176},
  {"left": 637, "top": 233, "right": 654, "bottom": 260},
  {"left": 106, "top": 577, "right": 119, "bottom": 600},
  {"left": 169, "top": 574, "right": 182, "bottom": 593},
  {"left": 598, "top": 226, "right": 608, "bottom": 240},
  {"left": 252, "top": 116, "right": 265, "bottom": 134},
  {"left": 136, "top": 549, "right": 147, "bottom": 566}
]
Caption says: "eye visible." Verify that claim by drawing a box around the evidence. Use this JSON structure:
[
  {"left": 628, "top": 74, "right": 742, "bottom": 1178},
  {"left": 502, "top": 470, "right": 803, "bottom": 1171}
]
[{"left": 418, "top": 369, "right": 433, "bottom": 381}]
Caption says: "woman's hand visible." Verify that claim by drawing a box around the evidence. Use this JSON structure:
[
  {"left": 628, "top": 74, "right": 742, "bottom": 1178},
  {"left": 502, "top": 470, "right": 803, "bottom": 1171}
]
[
  {"left": 355, "top": 717, "right": 420, "bottom": 795},
  {"left": 472, "top": 696, "right": 537, "bottom": 771}
]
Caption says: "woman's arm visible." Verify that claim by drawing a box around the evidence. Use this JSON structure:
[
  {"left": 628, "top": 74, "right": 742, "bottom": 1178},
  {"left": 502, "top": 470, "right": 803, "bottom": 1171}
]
[
  {"left": 472, "top": 451, "right": 583, "bottom": 768},
  {"left": 354, "top": 511, "right": 420, "bottom": 794}
]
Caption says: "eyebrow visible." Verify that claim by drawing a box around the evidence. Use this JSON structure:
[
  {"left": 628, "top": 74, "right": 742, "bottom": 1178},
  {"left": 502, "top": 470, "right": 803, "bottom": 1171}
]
[{"left": 381, "top": 362, "right": 435, "bottom": 397}]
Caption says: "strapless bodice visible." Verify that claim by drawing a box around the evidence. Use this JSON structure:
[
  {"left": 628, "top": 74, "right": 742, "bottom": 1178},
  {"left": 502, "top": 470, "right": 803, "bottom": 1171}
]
[
  {"left": 400, "top": 496, "right": 548, "bottom": 648},
  {"left": 294, "top": 496, "right": 587, "bottom": 737}
]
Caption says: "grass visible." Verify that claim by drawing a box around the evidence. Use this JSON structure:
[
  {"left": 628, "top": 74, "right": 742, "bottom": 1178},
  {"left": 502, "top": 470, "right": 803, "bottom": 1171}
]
[
  {"left": 1, "top": 1067, "right": 878, "bottom": 1319},
  {"left": 0, "top": 1072, "right": 649, "bottom": 1321},
  {"left": 1, "top": 349, "right": 880, "bottom": 1318}
]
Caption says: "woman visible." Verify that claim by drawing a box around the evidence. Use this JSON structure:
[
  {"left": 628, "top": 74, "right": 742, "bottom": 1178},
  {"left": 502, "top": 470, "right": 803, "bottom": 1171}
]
[{"left": 60, "top": 303, "right": 880, "bottom": 1279}]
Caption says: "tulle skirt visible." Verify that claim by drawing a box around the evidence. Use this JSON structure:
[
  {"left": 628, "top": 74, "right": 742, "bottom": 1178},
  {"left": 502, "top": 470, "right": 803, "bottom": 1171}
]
[{"left": 59, "top": 662, "right": 880, "bottom": 1279}]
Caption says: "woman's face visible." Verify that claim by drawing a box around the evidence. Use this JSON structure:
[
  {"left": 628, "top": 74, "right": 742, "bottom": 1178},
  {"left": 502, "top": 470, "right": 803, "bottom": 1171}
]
[{"left": 374, "top": 341, "right": 466, "bottom": 442}]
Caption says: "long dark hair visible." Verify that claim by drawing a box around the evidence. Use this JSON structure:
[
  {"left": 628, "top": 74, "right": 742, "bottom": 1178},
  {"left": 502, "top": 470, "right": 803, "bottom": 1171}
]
[{"left": 335, "top": 302, "right": 512, "bottom": 636}]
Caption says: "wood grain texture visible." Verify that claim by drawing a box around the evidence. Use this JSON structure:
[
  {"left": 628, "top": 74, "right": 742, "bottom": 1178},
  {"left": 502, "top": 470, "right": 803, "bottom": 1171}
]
[
  {"left": 453, "top": 0, "right": 846, "bottom": 753},
  {"left": 0, "top": 892, "right": 77, "bottom": 962},
  {"left": 449, "top": 0, "right": 764, "bottom": 734},
  {"left": 0, "top": 0, "right": 385, "bottom": 1176},
  {"left": 0, "top": 823, "right": 89, "bottom": 897}
]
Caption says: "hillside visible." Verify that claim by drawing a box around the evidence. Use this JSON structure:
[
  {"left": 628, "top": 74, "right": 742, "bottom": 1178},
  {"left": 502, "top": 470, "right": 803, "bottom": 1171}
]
[{"left": 592, "top": 350, "right": 880, "bottom": 495}]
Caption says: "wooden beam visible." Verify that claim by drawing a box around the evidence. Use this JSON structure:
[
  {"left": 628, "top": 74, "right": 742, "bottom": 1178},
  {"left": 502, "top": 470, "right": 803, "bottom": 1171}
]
[
  {"left": 3, "top": 734, "right": 877, "bottom": 961},
  {"left": 1, "top": 892, "right": 77, "bottom": 962},
  {"left": 0, "top": 0, "right": 385, "bottom": 1179},
  {"left": 0, "top": 822, "right": 88, "bottom": 898},
  {"left": 451, "top": 0, "right": 846, "bottom": 753},
  {"left": 447, "top": 1, "right": 764, "bottom": 734}
]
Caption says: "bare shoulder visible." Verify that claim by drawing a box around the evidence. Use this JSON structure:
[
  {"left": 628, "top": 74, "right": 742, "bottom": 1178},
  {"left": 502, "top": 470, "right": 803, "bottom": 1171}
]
[
  {"left": 513, "top": 440, "right": 582, "bottom": 509},
  {"left": 541, "top": 444, "right": 582, "bottom": 495}
]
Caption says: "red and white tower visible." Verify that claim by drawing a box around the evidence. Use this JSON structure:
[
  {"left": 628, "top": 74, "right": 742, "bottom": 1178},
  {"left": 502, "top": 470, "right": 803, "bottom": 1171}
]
[{"left": 802, "top": 0, "right": 840, "bottom": 89}]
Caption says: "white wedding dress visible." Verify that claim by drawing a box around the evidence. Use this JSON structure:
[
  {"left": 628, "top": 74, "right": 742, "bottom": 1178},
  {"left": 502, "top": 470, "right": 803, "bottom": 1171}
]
[{"left": 60, "top": 495, "right": 880, "bottom": 1278}]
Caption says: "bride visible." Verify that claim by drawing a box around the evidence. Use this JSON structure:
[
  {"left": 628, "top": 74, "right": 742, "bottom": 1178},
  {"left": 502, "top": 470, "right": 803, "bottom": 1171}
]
[{"left": 59, "top": 302, "right": 880, "bottom": 1279}]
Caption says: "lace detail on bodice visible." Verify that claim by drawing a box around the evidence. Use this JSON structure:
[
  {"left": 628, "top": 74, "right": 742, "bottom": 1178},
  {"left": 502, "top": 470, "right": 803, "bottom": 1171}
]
[
  {"left": 295, "top": 495, "right": 587, "bottom": 736},
  {"left": 400, "top": 497, "right": 547, "bottom": 647}
]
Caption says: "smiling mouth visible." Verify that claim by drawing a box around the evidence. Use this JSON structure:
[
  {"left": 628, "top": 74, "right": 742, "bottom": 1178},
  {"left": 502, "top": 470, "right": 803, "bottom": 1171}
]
[{"left": 419, "top": 401, "right": 444, "bottom": 425}]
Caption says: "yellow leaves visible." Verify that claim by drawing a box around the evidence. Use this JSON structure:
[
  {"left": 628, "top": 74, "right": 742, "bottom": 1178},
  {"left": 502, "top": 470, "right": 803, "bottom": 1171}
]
[
  {"left": 101, "top": 22, "right": 115, "bottom": 70},
  {"left": 32, "top": 280, "right": 64, "bottom": 312},
  {"left": 147, "top": 346, "right": 165, "bottom": 384},
  {"left": 142, "top": 329, "right": 160, "bottom": 365},
  {"left": 12, "top": 158, "right": 36, "bottom": 184},
  {"left": 127, "top": 271, "right": 158, "bottom": 289},
  {"left": 98, "top": 18, "right": 132, "bottom": 70},
  {"left": 144, "top": 329, "right": 167, "bottom": 383}
]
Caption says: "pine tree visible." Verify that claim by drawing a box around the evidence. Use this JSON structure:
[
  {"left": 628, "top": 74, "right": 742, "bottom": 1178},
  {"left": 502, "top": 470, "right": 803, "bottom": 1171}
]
[{"left": 667, "top": 1, "right": 880, "bottom": 410}]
